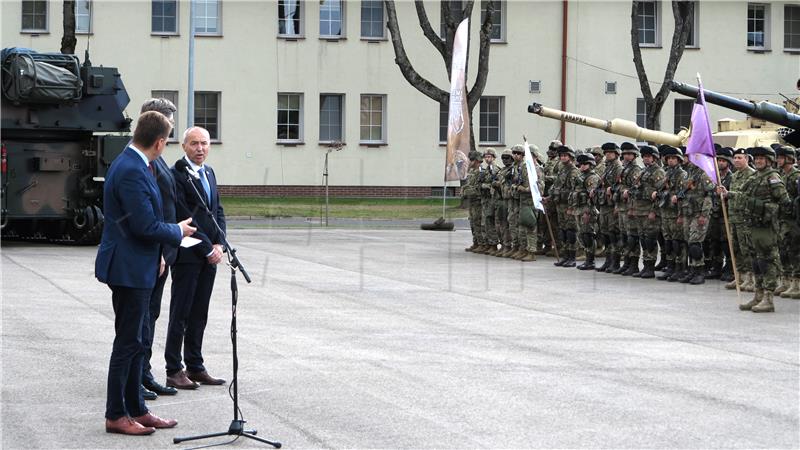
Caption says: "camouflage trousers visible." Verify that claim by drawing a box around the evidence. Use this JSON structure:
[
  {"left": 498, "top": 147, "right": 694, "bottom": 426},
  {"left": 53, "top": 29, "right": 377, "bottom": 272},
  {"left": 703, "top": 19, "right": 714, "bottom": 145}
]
[
  {"left": 495, "top": 199, "right": 510, "bottom": 248},
  {"left": 519, "top": 200, "right": 538, "bottom": 252},
  {"left": 481, "top": 196, "right": 497, "bottom": 245},
  {"left": 681, "top": 214, "right": 709, "bottom": 268},
  {"left": 508, "top": 197, "right": 520, "bottom": 249},
  {"left": 574, "top": 209, "right": 597, "bottom": 255},
  {"left": 703, "top": 215, "right": 730, "bottom": 267},
  {"left": 597, "top": 207, "right": 619, "bottom": 257},
  {"left": 778, "top": 220, "right": 800, "bottom": 277},
  {"left": 557, "top": 204, "right": 575, "bottom": 252},
  {"left": 468, "top": 198, "right": 485, "bottom": 246},
  {"left": 544, "top": 201, "right": 560, "bottom": 251},
  {"left": 633, "top": 213, "right": 661, "bottom": 263},
  {"left": 618, "top": 209, "right": 637, "bottom": 259},
  {"left": 661, "top": 214, "right": 683, "bottom": 266},
  {"left": 730, "top": 222, "right": 752, "bottom": 275},
  {"left": 746, "top": 225, "right": 781, "bottom": 290}
]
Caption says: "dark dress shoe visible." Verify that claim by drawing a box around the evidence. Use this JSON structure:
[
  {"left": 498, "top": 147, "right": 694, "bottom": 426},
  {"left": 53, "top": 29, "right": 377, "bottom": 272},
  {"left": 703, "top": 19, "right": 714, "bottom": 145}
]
[
  {"left": 106, "top": 416, "right": 156, "bottom": 435},
  {"left": 134, "top": 412, "right": 178, "bottom": 429},
  {"left": 166, "top": 370, "right": 199, "bottom": 390},
  {"left": 187, "top": 370, "right": 226, "bottom": 385},
  {"left": 140, "top": 385, "right": 157, "bottom": 401},
  {"left": 143, "top": 380, "right": 178, "bottom": 396}
]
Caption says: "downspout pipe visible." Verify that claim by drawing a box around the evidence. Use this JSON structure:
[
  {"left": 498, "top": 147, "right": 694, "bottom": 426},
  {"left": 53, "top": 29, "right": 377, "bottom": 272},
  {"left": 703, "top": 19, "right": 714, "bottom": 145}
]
[{"left": 560, "top": 0, "right": 568, "bottom": 142}]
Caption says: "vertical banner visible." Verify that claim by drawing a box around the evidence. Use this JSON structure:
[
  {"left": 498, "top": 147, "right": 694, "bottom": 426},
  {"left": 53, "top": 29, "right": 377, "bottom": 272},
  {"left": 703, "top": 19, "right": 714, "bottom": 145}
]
[
  {"left": 444, "top": 18, "right": 471, "bottom": 182},
  {"left": 685, "top": 75, "right": 719, "bottom": 184},
  {"left": 523, "top": 139, "right": 545, "bottom": 212}
]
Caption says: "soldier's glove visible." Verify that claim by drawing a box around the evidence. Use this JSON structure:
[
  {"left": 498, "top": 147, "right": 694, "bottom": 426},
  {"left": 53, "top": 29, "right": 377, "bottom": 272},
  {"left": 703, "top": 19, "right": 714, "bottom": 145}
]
[
  {"left": 582, "top": 212, "right": 590, "bottom": 224},
  {"left": 677, "top": 216, "right": 684, "bottom": 225},
  {"left": 697, "top": 216, "right": 707, "bottom": 227},
  {"left": 648, "top": 211, "right": 656, "bottom": 221}
]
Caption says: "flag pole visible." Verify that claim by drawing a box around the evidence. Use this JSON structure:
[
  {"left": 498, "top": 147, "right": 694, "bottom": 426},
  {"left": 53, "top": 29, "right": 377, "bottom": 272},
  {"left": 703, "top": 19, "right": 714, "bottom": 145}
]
[
  {"left": 523, "top": 135, "right": 559, "bottom": 260},
  {"left": 697, "top": 73, "right": 741, "bottom": 299}
]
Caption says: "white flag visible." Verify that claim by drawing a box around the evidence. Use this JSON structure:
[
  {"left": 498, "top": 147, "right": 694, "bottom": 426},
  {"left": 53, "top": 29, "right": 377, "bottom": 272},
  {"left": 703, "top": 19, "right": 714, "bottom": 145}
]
[
  {"left": 523, "top": 140, "right": 545, "bottom": 212},
  {"left": 444, "top": 18, "right": 470, "bottom": 181}
]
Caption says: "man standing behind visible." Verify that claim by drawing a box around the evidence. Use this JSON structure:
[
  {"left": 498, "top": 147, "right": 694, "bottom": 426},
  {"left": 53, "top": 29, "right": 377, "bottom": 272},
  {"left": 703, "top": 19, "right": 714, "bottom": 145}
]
[
  {"left": 96, "top": 111, "right": 195, "bottom": 435},
  {"left": 165, "top": 126, "right": 227, "bottom": 389}
]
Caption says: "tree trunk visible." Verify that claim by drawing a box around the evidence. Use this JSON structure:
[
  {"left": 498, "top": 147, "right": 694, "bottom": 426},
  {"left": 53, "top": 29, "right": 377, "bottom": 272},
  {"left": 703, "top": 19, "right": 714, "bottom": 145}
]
[{"left": 61, "top": 0, "right": 77, "bottom": 55}]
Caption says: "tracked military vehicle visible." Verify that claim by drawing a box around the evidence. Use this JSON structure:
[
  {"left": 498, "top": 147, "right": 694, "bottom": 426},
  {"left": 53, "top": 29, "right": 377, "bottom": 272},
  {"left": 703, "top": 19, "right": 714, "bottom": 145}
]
[{"left": 1, "top": 48, "right": 131, "bottom": 244}]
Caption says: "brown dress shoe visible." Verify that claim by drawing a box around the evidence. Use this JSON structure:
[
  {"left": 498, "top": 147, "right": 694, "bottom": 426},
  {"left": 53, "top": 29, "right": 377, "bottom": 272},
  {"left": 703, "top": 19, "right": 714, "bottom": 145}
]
[
  {"left": 166, "top": 370, "right": 199, "bottom": 390},
  {"left": 105, "top": 416, "right": 156, "bottom": 435},
  {"left": 134, "top": 412, "right": 178, "bottom": 429},
  {"left": 187, "top": 370, "right": 226, "bottom": 385}
]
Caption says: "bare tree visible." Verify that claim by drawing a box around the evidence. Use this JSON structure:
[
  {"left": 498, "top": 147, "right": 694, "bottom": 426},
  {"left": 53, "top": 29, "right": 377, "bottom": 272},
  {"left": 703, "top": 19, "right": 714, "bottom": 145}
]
[
  {"left": 631, "top": 1, "right": 693, "bottom": 131},
  {"left": 384, "top": 0, "right": 495, "bottom": 151},
  {"left": 61, "top": 0, "right": 77, "bottom": 54}
]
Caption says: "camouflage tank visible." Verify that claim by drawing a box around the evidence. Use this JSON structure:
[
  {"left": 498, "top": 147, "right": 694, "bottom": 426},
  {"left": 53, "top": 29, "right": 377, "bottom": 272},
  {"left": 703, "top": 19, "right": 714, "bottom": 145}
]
[{"left": 1, "top": 48, "right": 131, "bottom": 244}]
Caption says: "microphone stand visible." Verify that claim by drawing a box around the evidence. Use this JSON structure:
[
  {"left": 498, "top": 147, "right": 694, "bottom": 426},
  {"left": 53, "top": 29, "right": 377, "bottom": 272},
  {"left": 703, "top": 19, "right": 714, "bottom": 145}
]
[{"left": 173, "top": 167, "right": 281, "bottom": 449}]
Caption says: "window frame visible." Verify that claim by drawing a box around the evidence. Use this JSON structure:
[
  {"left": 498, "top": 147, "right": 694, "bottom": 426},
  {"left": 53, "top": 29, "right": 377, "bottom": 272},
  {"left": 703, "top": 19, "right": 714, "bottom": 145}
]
[
  {"left": 637, "top": 0, "right": 661, "bottom": 48},
  {"left": 20, "top": 0, "right": 49, "bottom": 34},
  {"left": 673, "top": 99, "right": 694, "bottom": 134},
  {"left": 360, "top": 0, "right": 385, "bottom": 40},
  {"left": 75, "top": 0, "right": 92, "bottom": 34},
  {"left": 278, "top": 0, "right": 304, "bottom": 38},
  {"left": 151, "top": 90, "right": 179, "bottom": 142},
  {"left": 636, "top": 98, "right": 648, "bottom": 128},
  {"left": 479, "top": 96, "right": 504, "bottom": 146},
  {"left": 193, "top": 0, "right": 222, "bottom": 36},
  {"left": 480, "top": 0, "right": 506, "bottom": 43},
  {"left": 359, "top": 94, "right": 387, "bottom": 145},
  {"left": 746, "top": 3, "right": 771, "bottom": 51},
  {"left": 439, "top": 0, "right": 464, "bottom": 38},
  {"left": 194, "top": 91, "right": 221, "bottom": 142},
  {"left": 319, "top": 0, "right": 345, "bottom": 40},
  {"left": 277, "top": 92, "right": 304, "bottom": 144},
  {"left": 438, "top": 102, "right": 448, "bottom": 145},
  {"left": 319, "top": 93, "right": 345, "bottom": 144},
  {"left": 784, "top": 4, "right": 800, "bottom": 51},
  {"left": 685, "top": 1, "right": 699, "bottom": 48},
  {"left": 152, "top": 0, "right": 179, "bottom": 36}
]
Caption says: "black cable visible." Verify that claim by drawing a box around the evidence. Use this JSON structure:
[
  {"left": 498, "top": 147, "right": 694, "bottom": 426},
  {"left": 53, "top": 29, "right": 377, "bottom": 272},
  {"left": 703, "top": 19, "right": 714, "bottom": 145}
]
[{"left": 184, "top": 435, "right": 240, "bottom": 450}]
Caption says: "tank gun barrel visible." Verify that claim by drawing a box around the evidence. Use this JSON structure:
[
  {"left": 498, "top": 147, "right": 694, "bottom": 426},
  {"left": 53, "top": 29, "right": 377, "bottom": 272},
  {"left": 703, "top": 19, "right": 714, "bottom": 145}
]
[
  {"left": 669, "top": 81, "right": 800, "bottom": 131},
  {"left": 527, "top": 103, "right": 684, "bottom": 146}
]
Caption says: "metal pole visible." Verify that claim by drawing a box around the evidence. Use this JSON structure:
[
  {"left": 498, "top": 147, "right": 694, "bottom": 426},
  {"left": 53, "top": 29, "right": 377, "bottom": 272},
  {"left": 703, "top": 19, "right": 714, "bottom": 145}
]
[
  {"left": 324, "top": 151, "right": 330, "bottom": 227},
  {"left": 187, "top": 0, "right": 196, "bottom": 128}
]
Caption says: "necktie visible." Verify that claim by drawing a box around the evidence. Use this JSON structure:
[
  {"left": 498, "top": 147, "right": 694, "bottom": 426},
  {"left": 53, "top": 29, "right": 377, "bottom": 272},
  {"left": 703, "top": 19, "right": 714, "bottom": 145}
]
[
  {"left": 148, "top": 162, "right": 155, "bottom": 177},
  {"left": 198, "top": 166, "right": 211, "bottom": 205}
]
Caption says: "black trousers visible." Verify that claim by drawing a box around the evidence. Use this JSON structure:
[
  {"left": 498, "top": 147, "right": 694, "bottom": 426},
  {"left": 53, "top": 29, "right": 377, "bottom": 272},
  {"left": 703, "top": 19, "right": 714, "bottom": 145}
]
[
  {"left": 106, "top": 285, "right": 150, "bottom": 420},
  {"left": 141, "top": 267, "right": 169, "bottom": 385},
  {"left": 165, "top": 261, "right": 216, "bottom": 375}
]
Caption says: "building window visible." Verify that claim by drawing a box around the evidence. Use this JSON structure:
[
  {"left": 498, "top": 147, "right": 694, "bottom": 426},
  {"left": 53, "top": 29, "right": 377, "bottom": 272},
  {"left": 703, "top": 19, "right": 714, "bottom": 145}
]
[
  {"left": 320, "top": 0, "right": 343, "bottom": 38},
  {"left": 440, "top": 0, "right": 463, "bottom": 37},
  {"left": 319, "top": 94, "right": 344, "bottom": 142},
  {"left": 278, "top": 0, "right": 302, "bottom": 36},
  {"left": 152, "top": 90, "right": 179, "bottom": 141},
  {"left": 75, "top": 0, "right": 91, "bottom": 34},
  {"left": 21, "top": 0, "right": 47, "bottom": 32},
  {"left": 785, "top": 4, "right": 800, "bottom": 50},
  {"left": 277, "top": 93, "right": 303, "bottom": 141},
  {"left": 152, "top": 0, "right": 178, "bottom": 35},
  {"left": 360, "top": 0, "right": 384, "bottom": 39},
  {"left": 479, "top": 97, "right": 503, "bottom": 144},
  {"left": 194, "top": 0, "right": 221, "bottom": 35},
  {"left": 747, "top": 3, "right": 770, "bottom": 49},
  {"left": 439, "top": 102, "right": 448, "bottom": 144},
  {"left": 636, "top": 98, "right": 648, "bottom": 128},
  {"left": 685, "top": 1, "right": 698, "bottom": 47},
  {"left": 480, "top": 0, "right": 504, "bottom": 42},
  {"left": 194, "top": 92, "right": 220, "bottom": 140},
  {"left": 673, "top": 99, "right": 693, "bottom": 134},
  {"left": 637, "top": 0, "right": 659, "bottom": 46},
  {"left": 360, "top": 94, "right": 386, "bottom": 144}
]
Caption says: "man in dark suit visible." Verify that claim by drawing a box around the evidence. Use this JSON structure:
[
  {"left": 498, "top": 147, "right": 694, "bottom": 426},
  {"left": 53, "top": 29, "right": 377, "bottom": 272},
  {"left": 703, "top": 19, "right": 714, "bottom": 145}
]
[
  {"left": 165, "top": 126, "right": 227, "bottom": 389},
  {"left": 95, "top": 111, "right": 195, "bottom": 435},
  {"left": 138, "top": 98, "right": 180, "bottom": 400}
]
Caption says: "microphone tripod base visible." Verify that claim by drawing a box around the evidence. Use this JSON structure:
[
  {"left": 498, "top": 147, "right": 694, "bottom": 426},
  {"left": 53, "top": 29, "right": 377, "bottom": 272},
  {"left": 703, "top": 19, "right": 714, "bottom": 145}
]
[{"left": 173, "top": 419, "right": 281, "bottom": 448}]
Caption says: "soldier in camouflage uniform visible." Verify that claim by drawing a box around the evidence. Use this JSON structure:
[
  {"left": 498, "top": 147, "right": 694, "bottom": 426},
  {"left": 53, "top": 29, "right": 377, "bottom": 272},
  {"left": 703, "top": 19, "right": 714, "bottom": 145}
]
[
  {"left": 476, "top": 149, "right": 499, "bottom": 254},
  {"left": 704, "top": 147, "right": 734, "bottom": 281},
  {"left": 724, "top": 148, "right": 757, "bottom": 291},
  {"left": 614, "top": 142, "right": 642, "bottom": 275},
  {"left": 542, "top": 140, "right": 563, "bottom": 256},
  {"left": 676, "top": 157, "right": 716, "bottom": 284},
  {"left": 553, "top": 145, "right": 580, "bottom": 267},
  {"left": 514, "top": 144, "right": 545, "bottom": 262},
  {"left": 720, "top": 146, "right": 792, "bottom": 312},
  {"left": 657, "top": 146, "right": 688, "bottom": 281},
  {"left": 506, "top": 146, "right": 525, "bottom": 258},
  {"left": 589, "top": 146, "right": 606, "bottom": 257},
  {"left": 775, "top": 146, "right": 800, "bottom": 298},
  {"left": 596, "top": 143, "right": 624, "bottom": 273},
  {"left": 492, "top": 149, "right": 515, "bottom": 256},
  {"left": 629, "top": 145, "right": 666, "bottom": 278},
  {"left": 572, "top": 154, "right": 600, "bottom": 270},
  {"left": 462, "top": 150, "right": 484, "bottom": 252}
]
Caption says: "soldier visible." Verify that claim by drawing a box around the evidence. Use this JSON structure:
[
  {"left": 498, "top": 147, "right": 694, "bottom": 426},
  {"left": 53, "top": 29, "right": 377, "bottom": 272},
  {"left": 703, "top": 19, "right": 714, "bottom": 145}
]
[
  {"left": 515, "top": 144, "right": 544, "bottom": 262},
  {"left": 462, "top": 150, "right": 484, "bottom": 252},
  {"left": 507, "top": 146, "right": 525, "bottom": 258},
  {"left": 677, "top": 156, "right": 716, "bottom": 284},
  {"left": 595, "top": 143, "right": 624, "bottom": 273},
  {"left": 493, "top": 149, "right": 515, "bottom": 256},
  {"left": 630, "top": 145, "right": 666, "bottom": 278},
  {"left": 775, "top": 146, "right": 800, "bottom": 298},
  {"left": 719, "top": 146, "right": 792, "bottom": 312},
  {"left": 614, "top": 142, "right": 642, "bottom": 275},
  {"left": 542, "top": 140, "right": 563, "bottom": 256},
  {"left": 553, "top": 145, "right": 580, "bottom": 267},
  {"left": 657, "top": 146, "right": 688, "bottom": 281},
  {"left": 572, "top": 154, "right": 600, "bottom": 270},
  {"left": 589, "top": 146, "right": 606, "bottom": 257},
  {"left": 477, "top": 149, "right": 499, "bottom": 254},
  {"left": 704, "top": 147, "right": 734, "bottom": 281},
  {"left": 724, "top": 148, "right": 757, "bottom": 291}
]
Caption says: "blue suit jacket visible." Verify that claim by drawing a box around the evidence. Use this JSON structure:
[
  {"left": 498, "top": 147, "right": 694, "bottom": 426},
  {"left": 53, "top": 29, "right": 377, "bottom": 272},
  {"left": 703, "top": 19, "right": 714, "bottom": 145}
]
[
  {"left": 172, "top": 160, "right": 226, "bottom": 263},
  {"left": 95, "top": 147, "right": 182, "bottom": 288},
  {"left": 153, "top": 156, "right": 179, "bottom": 266}
]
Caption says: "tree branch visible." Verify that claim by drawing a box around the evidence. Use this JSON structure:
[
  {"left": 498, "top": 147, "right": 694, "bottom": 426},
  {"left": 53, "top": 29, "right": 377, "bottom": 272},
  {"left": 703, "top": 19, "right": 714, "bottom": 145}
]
[
  {"left": 61, "top": 0, "right": 77, "bottom": 55},
  {"left": 414, "top": 0, "right": 447, "bottom": 65},
  {"left": 630, "top": 1, "right": 653, "bottom": 103},
  {"left": 652, "top": 1, "right": 693, "bottom": 112},
  {"left": 468, "top": 0, "right": 494, "bottom": 111}
]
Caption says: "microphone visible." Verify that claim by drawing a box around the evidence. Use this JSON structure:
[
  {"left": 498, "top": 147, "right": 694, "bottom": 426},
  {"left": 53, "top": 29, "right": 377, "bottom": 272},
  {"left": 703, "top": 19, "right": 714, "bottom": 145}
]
[{"left": 175, "top": 159, "right": 200, "bottom": 180}]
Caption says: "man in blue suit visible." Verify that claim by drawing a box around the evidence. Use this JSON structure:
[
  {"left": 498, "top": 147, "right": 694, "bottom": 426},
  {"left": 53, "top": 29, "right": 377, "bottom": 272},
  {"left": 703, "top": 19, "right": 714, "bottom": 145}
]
[
  {"left": 165, "top": 126, "right": 227, "bottom": 389},
  {"left": 95, "top": 111, "right": 195, "bottom": 435}
]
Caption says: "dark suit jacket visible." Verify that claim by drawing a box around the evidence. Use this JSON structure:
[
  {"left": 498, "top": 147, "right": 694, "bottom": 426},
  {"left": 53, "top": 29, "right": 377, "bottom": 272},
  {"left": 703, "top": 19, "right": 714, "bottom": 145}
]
[
  {"left": 153, "top": 156, "right": 179, "bottom": 266},
  {"left": 171, "top": 158, "right": 226, "bottom": 263},
  {"left": 95, "top": 147, "right": 182, "bottom": 288}
]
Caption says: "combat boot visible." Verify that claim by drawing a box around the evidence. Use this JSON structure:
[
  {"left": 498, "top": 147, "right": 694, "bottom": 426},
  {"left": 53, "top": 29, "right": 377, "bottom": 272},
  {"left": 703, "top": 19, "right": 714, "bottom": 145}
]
[
  {"left": 752, "top": 291, "right": 775, "bottom": 313},
  {"left": 724, "top": 274, "right": 740, "bottom": 290},
  {"left": 632, "top": 264, "right": 644, "bottom": 278},
  {"left": 622, "top": 259, "right": 639, "bottom": 276},
  {"left": 606, "top": 254, "right": 621, "bottom": 273},
  {"left": 501, "top": 247, "right": 516, "bottom": 258},
  {"left": 719, "top": 262, "right": 734, "bottom": 282},
  {"left": 639, "top": 261, "right": 656, "bottom": 279},
  {"left": 553, "top": 253, "right": 567, "bottom": 266},
  {"left": 689, "top": 269, "right": 705, "bottom": 285},
  {"left": 614, "top": 256, "right": 630, "bottom": 274},
  {"left": 513, "top": 249, "right": 529, "bottom": 261},
  {"left": 780, "top": 277, "right": 800, "bottom": 298},
  {"left": 739, "top": 288, "right": 763, "bottom": 311},
  {"left": 656, "top": 262, "right": 674, "bottom": 280},
  {"left": 476, "top": 244, "right": 492, "bottom": 254},
  {"left": 487, "top": 245, "right": 500, "bottom": 256},
  {"left": 668, "top": 267, "right": 686, "bottom": 282},
  {"left": 679, "top": 268, "right": 695, "bottom": 283},
  {"left": 577, "top": 253, "right": 595, "bottom": 270},
  {"left": 654, "top": 257, "right": 667, "bottom": 271},
  {"left": 520, "top": 252, "right": 536, "bottom": 262},
  {"left": 561, "top": 250, "right": 576, "bottom": 268},
  {"left": 705, "top": 262, "right": 722, "bottom": 280},
  {"left": 465, "top": 243, "right": 478, "bottom": 252},
  {"left": 774, "top": 276, "right": 790, "bottom": 295},
  {"left": 741, "top": 272, "right": 756, "bottom": 292},
  {"left": 596, "top": 254, "right": 611, "bottom": 272},
  {"left": 545, "top": 247, "right": 556, "bottom": 257}
]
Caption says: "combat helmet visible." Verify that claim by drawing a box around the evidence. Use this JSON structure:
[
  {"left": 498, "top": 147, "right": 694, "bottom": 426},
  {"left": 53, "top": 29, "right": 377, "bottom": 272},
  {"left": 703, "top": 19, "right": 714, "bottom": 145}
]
[
  {"left": 715, "top": 146, "right": 734, "bottom": 164},
  {"left": 620, "top": 142, "right": 640, "bottom": 157},
  {"left": 749, "top": 146, "right": 776, "bottom": 162},
  {"left": 639, "top": 145, "right": 659, "bottom": 158},
  {"left": 601, "top": 142, "right": 621, "bottom": 155},
  {"left": 659, "top": 145, "right": 684, "bottom": 162},
  {"left": 468, "top": 150, "right": 482, "bottom": 161},
  {"left": 775, "top": 145, "right": 797, "bottom": 162},
  {"left": 484, "top": 148, "right": 497, "bottom": 158},
  {"left": 548, "top": 139, "right": 563, "bottom": 151},
  {"left": 556, "top": 144, "right": 575, "bottom": 158},
  {"left": 589, "top": 146, "right": 603, "bottom": 157},
  {"left": 576, "top": 153, "right": 595, "bottom": 167}
]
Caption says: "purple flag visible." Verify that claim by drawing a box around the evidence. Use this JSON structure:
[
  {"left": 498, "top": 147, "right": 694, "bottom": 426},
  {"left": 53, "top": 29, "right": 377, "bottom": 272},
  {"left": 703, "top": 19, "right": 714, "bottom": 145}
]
[{"left": 685, "top": 79, "right": 718, "bottom": 184}]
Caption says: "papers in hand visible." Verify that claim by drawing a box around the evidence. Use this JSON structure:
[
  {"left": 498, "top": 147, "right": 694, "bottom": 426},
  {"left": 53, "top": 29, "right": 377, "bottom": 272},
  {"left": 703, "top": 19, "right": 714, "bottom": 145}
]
[{"left": 180, "top": 236, "right": 202, "bottom": 248}]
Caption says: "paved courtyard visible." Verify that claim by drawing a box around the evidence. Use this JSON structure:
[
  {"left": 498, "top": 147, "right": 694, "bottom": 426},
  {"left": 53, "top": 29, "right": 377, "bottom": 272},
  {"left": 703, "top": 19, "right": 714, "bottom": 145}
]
[{"left": 2, "top": 227, "right": 799, "bottom": 449}]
